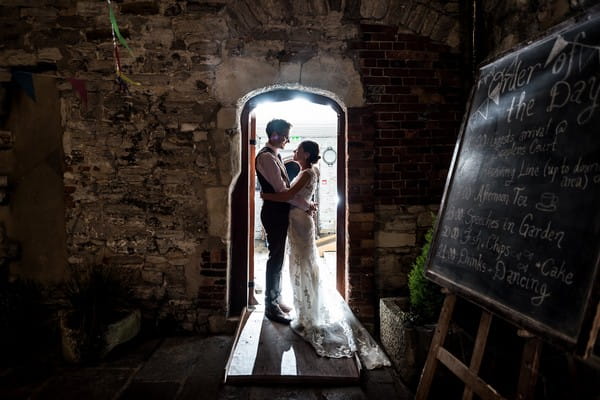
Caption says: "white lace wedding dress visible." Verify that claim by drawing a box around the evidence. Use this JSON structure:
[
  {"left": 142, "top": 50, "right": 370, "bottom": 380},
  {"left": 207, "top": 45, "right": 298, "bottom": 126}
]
[{"left": 287, "top": 166, "right": 391, "bottom": 370}]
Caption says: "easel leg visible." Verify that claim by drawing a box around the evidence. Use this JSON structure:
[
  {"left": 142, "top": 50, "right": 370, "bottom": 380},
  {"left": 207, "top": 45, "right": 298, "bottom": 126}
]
[
  {"left": 516, "top": 336, "right": 542, "bottom": 400},
  {"left": 416, "top": 293, "right": 457, "bottom": 400},
  {"left": 462, "top": 311, "right": 493, "bottom": 400}
]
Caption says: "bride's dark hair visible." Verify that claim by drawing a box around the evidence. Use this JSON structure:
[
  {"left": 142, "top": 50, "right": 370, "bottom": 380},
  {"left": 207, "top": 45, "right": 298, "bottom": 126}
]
[{"left": 300, "top": 140, "right": 321, "bottom": 165}]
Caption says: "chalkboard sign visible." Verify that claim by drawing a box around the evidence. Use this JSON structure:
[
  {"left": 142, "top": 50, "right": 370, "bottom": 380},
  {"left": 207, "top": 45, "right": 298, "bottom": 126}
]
[{"left": 426, "top": 10, "right": 600, "bottom": 348}]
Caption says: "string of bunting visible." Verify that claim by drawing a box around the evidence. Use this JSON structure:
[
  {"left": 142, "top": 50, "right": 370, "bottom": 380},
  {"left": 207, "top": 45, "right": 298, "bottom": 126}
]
[
  {"left": 107, "top": 0, "right": 140, "bottom": 92},
  {"left": 10, "top": 0, "right": 139, "bottom": 105},
  {"left": 10, "top": 71, "right": 88, "bottom": 109}
]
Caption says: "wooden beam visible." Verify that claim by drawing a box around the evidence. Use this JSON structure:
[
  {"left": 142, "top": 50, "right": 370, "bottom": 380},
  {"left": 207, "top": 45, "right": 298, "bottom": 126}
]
[
  {"left": 416, "top": 293, "right": 457, "bottom": 400},
  {"left": 437, "top": 347, "right": 504, "bottom": 400},
  {"left": 463, "top": 311, "right": 492, "bottom": 400},
  {"left": 516, "top": 337, "right": 542, "bottom": 400}
]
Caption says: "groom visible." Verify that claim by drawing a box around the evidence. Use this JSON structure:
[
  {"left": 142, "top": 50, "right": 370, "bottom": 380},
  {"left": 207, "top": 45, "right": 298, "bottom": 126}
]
[{"left": 255, "top": 119, "right": 309, "bottom": 324}]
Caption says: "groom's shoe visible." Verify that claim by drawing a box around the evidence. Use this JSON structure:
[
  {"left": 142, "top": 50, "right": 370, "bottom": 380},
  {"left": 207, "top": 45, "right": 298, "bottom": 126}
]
[
  {"left": 265, "top": 304, "right": 292, "bottom": 324},
  {"left": 278, "top": 302, "right": 293, "bottom": 313}
]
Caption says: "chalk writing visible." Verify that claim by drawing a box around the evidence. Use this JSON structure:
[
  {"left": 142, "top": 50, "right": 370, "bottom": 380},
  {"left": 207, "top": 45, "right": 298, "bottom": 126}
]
[
  {"left": 492, "top": 260, "right": 552, "bottom": 306},
  {"left": 546, "top": 77, "right": 600, "bottom": 125},
  {"left": 427, "top": 13, "right": 600, "bottom": 344},
  {"left": 506, "top": 91, "right": 536, "bottom": 122},
  {"left": 474, "top": 184, "right": 510, "bottom": 205}
]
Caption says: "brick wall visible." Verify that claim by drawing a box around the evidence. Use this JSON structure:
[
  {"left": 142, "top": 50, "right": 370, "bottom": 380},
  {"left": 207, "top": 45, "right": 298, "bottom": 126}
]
[
  {"left": 347, "top": 106, "right": 377, "bottom": 328},
  {"left": 358, "top": 24, "right": 463, "bottom": 206},
  {"left": 350, "top": 24, "right": 466, "bottom": 322}
]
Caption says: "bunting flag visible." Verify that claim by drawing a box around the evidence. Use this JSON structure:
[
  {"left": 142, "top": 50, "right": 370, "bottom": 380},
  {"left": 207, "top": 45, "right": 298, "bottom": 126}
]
[
  {"left": 67, "top": 78, "right": 88, "bottom": 109},
  {"left": 11, "top": 71, "right": 36, "bottom": 101},
  {"left": 544, "top": 34, "right": 600, "bottom": 69},
  {"left": 10, "top": 2, "right": 140, "bottom": 103},
  {"left": 115, "top": 75, "right": 130, "bottom": 94},
  {"left": 107, "top": 0, "right": 140, "bottom": 92},
  {"left": 545, "top": 35, "right": 569, "bottom": 68},
  {"left": 117, "top": 71, "right": 141, "bottom": 87},
  {"left": 10, "top": 71, "right": 89, "bottom": 108},
  {"left": 114, "top": 43, "right": 122, "bottom": 72},
  {"left": 108, "top": 3, "right": 134, "bottom": 57}
]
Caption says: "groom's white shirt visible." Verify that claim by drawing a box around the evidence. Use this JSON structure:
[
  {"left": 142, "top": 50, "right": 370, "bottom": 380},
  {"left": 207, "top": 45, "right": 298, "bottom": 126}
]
[{"left": 256, "top": 143, "right": 310, "bottom": 211}]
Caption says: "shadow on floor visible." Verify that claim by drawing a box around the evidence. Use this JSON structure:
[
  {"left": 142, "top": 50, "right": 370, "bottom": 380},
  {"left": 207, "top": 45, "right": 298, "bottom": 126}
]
[{"left": 0, "top": 334, "right": 413, "bottom": 400}]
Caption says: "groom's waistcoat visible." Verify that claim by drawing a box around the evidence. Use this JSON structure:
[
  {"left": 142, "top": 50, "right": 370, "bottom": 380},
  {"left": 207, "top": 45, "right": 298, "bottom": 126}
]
[{"left": 256, "top": 146, "right": 290, "bottom": 214}]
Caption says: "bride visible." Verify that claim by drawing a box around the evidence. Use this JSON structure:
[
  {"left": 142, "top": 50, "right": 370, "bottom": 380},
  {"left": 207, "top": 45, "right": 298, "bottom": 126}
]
[{"left": 261, "top": 140, "right": 391, "bottom": 370}]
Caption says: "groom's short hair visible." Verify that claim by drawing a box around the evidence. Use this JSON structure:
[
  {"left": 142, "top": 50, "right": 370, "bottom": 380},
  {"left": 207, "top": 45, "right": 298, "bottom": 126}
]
[{"left": 266, "top": 119, "right": 292, "bottom": 138}]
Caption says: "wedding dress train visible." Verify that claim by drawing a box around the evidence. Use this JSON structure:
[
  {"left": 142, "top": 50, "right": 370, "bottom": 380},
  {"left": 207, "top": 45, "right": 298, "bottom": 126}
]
[{"left": 287, "top": 167, "right": 391, "bottom": 370}]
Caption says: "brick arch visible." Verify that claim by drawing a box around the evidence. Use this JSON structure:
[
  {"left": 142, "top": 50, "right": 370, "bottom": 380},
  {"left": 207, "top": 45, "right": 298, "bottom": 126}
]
[
  {"left": 226, "top": 0, "right": 356, "bottom": 33},
  {"left": 362, "top": 0, "right": 462, "bottom": 50}
]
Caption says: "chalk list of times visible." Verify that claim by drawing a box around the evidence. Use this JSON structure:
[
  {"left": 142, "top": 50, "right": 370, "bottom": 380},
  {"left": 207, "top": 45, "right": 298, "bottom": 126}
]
[{"left": 428, "top": 14, "right": 600, "bottom": 342}]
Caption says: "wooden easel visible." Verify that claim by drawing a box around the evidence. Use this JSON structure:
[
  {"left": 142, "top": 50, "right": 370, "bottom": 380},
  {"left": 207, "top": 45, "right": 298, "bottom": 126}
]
[{"left": 415, "top": 293, "right": 543, "bottom": 400}]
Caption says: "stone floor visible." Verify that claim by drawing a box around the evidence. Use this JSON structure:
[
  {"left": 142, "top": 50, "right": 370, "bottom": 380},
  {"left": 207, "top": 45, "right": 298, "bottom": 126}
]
[{"left": 0, "top": 335, "right": 414, "bottom": 400}]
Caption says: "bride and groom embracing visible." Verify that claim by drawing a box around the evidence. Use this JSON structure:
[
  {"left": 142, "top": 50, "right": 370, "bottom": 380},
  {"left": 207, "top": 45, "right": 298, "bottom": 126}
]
[{"left": 255, "top": 119, "right": 391, "bottom": 370}]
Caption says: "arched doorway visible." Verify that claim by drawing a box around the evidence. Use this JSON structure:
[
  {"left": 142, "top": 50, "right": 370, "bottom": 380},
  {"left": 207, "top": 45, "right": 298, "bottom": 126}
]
[{"left": 228, "top": 89, "right": 347, "bottom": 316}]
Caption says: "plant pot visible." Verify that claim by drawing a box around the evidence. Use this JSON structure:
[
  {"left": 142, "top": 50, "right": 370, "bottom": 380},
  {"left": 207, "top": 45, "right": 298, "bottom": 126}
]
[
  {"left": 59, "top": 308, "right": 141, "bottom": 363},
  {"left": 380, "top": 297, "right": 436, "bottom": 389},
  {"left": 59, "top": 310, "right": 86, "bottom": 363},
  {"left": 101, "top": 309, "right": 141, "bottom": 357}
]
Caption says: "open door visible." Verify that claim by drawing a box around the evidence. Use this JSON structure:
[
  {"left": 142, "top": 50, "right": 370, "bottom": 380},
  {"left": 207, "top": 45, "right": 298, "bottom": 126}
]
[
  {"left": 229, "top": 107, "right": 251, "bottom": 316},
  {"left": 248, "top": 113, "right": 258, "bottom": 306},
  {"left": 226, "top": 89, "right": 356, "bottom": 382}
]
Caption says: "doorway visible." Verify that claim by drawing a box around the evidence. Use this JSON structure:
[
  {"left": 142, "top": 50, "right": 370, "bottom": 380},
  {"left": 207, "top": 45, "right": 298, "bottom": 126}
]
[
  {"left": 228, "top": 89, "right": 347, "bottom": 317},
  {"left": 252, "top": 99, "right": 339, "bottom": 307}
]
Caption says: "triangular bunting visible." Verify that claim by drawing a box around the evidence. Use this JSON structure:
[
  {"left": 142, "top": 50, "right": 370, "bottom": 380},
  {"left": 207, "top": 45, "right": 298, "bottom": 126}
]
[
  {"left": 544, "top": 35, "right": 568, "bottom": 68},
  {"left": 109, "top": 5, "right": 134, "bottom": 57},
  {"left": 471, "top": 98, "right": 490, "bottom": 121},
  {"left": 68, "top": 78, "right": 88, "bottom": 109},
  {"left": 488, "top": 83, "right": 501, "bottom": 105},
  {"left": 11, "top": 71, "right": 36, "bottom": 101},
  {"left": 117, "top": 71, "right": 141, "bottom": 86}
]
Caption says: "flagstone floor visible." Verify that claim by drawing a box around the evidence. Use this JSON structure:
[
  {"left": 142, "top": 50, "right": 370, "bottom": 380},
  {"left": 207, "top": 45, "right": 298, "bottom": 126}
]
[{"left": 0, "top": 334, "right": 413, "bottom": 400}]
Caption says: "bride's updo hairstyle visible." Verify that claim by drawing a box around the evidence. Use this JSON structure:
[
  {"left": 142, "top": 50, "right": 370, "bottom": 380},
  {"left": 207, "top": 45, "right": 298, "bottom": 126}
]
[{"left": 300, "top": 140, "right": 321, "bottom": 165}]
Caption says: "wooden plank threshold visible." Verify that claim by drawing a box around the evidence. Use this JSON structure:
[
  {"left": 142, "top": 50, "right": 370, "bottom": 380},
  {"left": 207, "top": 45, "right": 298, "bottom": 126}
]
[{"left": 224, "top": 306, "right": 361, "bottom": 385}]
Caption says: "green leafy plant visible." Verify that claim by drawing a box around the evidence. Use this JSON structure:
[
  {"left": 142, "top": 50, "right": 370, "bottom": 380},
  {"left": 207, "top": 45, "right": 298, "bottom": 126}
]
[
  {"left": 408, "top": 220, "right": 443, "bottom": 324},
  {"left": 63, "top": 267, "right": 134, "bottom": 360}
]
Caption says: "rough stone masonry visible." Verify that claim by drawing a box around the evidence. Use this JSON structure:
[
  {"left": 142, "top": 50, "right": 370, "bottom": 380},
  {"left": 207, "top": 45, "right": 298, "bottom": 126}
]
[{"left": 0, "top": 0, "right": 587, "bottom": 333}]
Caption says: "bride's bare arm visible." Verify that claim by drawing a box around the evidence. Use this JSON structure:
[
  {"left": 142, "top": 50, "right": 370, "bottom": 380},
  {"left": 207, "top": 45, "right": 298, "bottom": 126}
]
[{"left": 261, "top": 171, "right": 310, "bottom": 202}]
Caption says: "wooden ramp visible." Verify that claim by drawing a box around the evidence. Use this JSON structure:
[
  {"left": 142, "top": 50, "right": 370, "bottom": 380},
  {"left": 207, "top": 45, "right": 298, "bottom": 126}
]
[{"left": 224, "top": 307, "right": 361, "bottom": 384}]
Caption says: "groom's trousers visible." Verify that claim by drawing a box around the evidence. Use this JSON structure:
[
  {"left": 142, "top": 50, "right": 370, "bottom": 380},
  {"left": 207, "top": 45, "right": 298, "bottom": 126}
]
[{"left": 260, "top": 201, "right": 290, "bottom": 307}]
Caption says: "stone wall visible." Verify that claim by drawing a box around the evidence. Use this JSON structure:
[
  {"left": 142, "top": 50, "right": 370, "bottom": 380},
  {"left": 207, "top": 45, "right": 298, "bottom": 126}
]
[
  {"left": 0, "top": 0, "right": 469, "bottom": 332},
  {"left": 478, "top": 0, "right": 598, "bottom": 60}
]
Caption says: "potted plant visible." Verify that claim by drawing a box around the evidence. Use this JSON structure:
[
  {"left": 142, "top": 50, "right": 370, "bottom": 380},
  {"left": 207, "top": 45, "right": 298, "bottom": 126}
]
[
  {"left": 380, "top": 218, "right": 444, "bottom": 388},
  {"left": 407, "top": 222, "right": 444, "bottom": 326},
  {"left": 60, "top": 267, "right": 141, "bottom": 363}
]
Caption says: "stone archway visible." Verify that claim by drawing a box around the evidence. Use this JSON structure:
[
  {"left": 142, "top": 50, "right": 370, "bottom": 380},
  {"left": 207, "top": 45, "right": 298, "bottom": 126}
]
[{"left": 228, "top": 87, "right": 347, "bottom": 317}]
